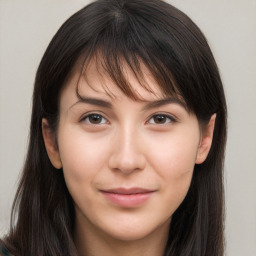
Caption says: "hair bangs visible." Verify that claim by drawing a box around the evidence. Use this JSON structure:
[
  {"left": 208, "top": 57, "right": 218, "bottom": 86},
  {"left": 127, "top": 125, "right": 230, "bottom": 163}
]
[{"left": 78, "top": 30, "right": 185, "bottom": 106}]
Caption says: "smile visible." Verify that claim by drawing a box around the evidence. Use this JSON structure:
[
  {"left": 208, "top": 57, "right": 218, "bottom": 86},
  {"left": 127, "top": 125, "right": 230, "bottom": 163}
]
[{"left": 100, "top": 188, "right": 156, "bottom": 207}]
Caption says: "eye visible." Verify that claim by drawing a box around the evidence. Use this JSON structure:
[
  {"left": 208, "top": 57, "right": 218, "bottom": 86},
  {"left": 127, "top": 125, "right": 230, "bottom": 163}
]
[
  {"left": 148, "top": 114, "right": 175, "bottom": 125},
  {"left": 82, "top": 114, "right": 107, "bottom": 125}
]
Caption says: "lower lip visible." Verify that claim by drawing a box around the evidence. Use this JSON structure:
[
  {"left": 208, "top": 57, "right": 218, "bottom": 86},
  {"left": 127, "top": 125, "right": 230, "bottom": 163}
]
[{"left": 101, "top": 191, "right": 154, "bottom": 207}]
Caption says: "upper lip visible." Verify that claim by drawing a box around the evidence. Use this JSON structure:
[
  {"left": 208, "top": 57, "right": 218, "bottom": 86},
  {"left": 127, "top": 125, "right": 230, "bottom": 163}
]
[{"left": 101, "top": 187, "right": 156, "bottom": 195}]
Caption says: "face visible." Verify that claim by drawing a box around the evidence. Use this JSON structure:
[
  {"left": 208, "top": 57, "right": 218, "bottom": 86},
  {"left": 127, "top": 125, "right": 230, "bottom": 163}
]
[{"left": 43, "top": 59, "right": 215, "bottom": 243}]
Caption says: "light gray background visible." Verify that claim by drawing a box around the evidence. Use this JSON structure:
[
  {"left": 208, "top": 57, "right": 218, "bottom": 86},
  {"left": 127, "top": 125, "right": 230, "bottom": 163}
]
[{"left": 0, "top": 0, "right": 255, "bottom": 255}]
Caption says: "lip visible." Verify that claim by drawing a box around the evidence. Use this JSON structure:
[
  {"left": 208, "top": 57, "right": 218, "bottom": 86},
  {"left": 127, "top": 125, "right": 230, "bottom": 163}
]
[{"left": 100, "top": 187, "right": 156, "bottom": 207}]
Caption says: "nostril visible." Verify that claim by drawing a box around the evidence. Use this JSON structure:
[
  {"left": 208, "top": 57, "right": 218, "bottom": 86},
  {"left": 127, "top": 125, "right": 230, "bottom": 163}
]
[{"left": 108, "top": 149, "right": 146, "bottom": 174}]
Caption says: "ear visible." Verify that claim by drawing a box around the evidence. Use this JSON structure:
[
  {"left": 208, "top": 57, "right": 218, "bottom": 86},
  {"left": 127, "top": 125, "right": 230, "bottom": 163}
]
[
  {"left": 42, "top": 118, "right": 62, "bottom": 169},
  {"left": 196, "top": 114, "right": 216, "bottom": 164}
]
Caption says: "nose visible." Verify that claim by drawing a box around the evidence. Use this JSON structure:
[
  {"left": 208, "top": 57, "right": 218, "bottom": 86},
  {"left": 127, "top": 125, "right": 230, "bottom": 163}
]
[{"left": 108, "top": 127, "right": 146, "bottom": 174}]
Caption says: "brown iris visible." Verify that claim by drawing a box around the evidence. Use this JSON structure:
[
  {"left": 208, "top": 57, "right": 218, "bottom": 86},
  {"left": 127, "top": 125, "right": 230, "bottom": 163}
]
[
  {"left": 88, "top": 114, "right": 103, "bottom": 124},
  {"left": 152, "top": 115, "right": 168, "bottom": 124}
]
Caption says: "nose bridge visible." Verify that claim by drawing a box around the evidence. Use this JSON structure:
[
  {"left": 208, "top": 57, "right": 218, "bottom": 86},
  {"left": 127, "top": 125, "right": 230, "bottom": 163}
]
[{"left": 109, "top": 123, "right": 146, "bottom": 174}]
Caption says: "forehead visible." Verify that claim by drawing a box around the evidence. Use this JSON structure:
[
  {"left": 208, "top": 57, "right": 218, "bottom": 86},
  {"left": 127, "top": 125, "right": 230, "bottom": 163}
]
[
  {"left": 62, "top": 55, "right": 183, "bottom": 105},
  {"left": 84, "top": 58, "right": 164, "bottom": 100}
]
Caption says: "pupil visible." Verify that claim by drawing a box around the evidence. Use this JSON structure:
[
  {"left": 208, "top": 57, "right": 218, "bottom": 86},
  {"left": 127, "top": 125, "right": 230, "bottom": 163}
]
[
  {"left": 154, "top": 115, "right": 166, "bottom": 124},
  {"left": 89, "top": 114, "right": 102, "bottom": 124}
]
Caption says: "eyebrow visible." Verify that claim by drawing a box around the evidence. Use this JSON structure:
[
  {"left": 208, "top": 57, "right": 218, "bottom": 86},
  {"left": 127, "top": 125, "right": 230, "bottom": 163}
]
[
  {"left": 69, "top": 96, "right": 112, "bottom": 110},
  {"left": 141, "top": 97, "right": 186, "bottom": 111},
  {"left": 70, "top": 96, "right": 186, "bottom": 111}
]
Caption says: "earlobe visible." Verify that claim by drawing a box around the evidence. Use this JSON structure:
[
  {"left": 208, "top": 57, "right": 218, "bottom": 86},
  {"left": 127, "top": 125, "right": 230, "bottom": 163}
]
[
  {"left": 42, "top": 118, "right": 62, "bottom": 169},
  {"left": 196, "top": 114, "right": 216, "bottom": 164}
]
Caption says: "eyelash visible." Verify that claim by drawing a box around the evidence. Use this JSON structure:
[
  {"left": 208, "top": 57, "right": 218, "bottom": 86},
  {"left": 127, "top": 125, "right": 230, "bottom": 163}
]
[
  {"left": 147, "top": 114, "right": 177, "bottom": 125},
  {"left": 81, "top": 113, "right": 108, "bottom": 125},
  {"left": 80, "top": 113, "right": 177, "bottom": 126}
]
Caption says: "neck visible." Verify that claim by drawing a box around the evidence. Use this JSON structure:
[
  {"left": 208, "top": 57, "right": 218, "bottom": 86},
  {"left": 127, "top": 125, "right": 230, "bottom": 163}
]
[{"left": 73, "top": 216, "right": 170, "bottom": 256}]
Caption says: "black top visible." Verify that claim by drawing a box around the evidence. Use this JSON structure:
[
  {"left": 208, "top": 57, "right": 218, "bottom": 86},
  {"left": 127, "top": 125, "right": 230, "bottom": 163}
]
[{"left": 0, "top": 240, "right": 12, "bottom": 256}]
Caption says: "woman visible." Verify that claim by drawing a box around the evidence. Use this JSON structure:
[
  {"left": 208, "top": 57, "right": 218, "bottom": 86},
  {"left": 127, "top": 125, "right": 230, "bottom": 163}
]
[{"left": 1, "top": 0, "right": 227, "bottom": 255}]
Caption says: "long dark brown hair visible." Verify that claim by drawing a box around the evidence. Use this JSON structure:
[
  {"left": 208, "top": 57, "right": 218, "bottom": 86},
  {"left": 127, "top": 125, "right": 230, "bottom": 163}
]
[{"left": 4, "top": 0, "right": 227, "bottom": 255}]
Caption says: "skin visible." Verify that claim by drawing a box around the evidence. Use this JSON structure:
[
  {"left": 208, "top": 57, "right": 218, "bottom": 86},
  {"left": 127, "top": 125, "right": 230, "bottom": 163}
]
[{"left": 42, "top": 59, "right": 216, "bottom": 256}]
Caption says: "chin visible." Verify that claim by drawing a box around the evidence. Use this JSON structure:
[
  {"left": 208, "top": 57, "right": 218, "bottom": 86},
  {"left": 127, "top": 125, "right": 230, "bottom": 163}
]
[{"left": 100, "top": 216, "right": 171, "bottom": 242}]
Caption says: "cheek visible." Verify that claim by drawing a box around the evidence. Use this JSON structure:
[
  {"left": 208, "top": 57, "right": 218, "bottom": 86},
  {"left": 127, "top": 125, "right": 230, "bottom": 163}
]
[
  {"left": 147, "top": 132, "right": 199, "bottom": 178},
  {"left": 145, "top": 130, "right": 199, "bottom": 210},
  {"left": 57, "top": 127, "right": 110, "bottom": 189},
  {"left": 57, "top": 128, "right": 114, "bottom": 216}
]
